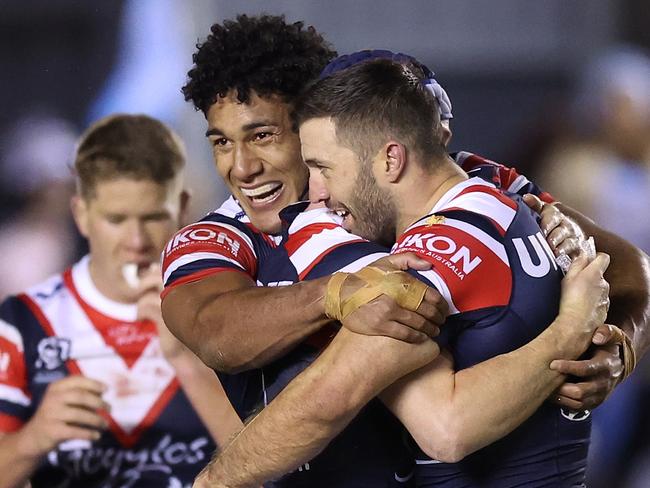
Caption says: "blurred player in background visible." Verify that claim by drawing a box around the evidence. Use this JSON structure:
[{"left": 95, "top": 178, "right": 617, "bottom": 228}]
[{"left": 0, "top": 114, "right": 241, "bottom": 488}]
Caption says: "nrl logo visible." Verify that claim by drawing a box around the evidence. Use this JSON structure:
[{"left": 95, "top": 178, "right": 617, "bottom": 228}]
[
  {"left": 561, "top": 408, "right": 591, "bottom": 422},
  {"left": 36, "top": 337, "right": 71, "bottom": 370},
  {"left": 425, "top": 215, "right": 445, "bottom": 226}
]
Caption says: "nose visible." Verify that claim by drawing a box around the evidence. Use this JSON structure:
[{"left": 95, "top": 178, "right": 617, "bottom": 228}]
[
  {"left": 125, "top": 220, "right": 152, "bottom": 255},
  {"left": 308, "top": 168, "right": 330, "bottom": 203},
  {"left": 231, "top": 143, "right": 263, "bottom": 182}
]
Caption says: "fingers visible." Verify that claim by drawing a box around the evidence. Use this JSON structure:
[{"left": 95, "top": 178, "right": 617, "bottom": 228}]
[
  {"left": 555, "top": 237, "right": 582, "bottom": 259},
  {"left": 522, "top": 193, "right": 544, "bottom": 213},
  {"left": 58, "top": 406, "right": 108, "bottom": 430},
  {"left": 51, "top": 376, "right": 107, "bottom": 395},
  {"left": 371, "top": 320, "right": 430, "bottom": 344},
  {"left": 382, "top": 252, "right": 432, "bottom": 271},
  {"left": 592, "top": 323, "right": 626, "bottom": 346},
  {"left": 417, "top": 288, "right": 449, "bottom": 324},
  {"left": 549, "top": 358, "right": 610, "bottom": 378},
  {"left": 137, "top": 263, "right": 163, "bottom": 294},
  {"left": 587, "top": 252, "right": 610, "bottom": 275}
]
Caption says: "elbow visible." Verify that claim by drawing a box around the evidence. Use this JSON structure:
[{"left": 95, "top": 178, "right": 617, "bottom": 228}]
[{"left": 414, "top": 417, "right": 473, "bottom": 464}]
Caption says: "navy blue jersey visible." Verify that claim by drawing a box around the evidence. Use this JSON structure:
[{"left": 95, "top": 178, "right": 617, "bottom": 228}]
[
  {"left": 391, "top": 177, "right": 589, "bottom": 487},
  {"left": 0, "top": 256, "right": 215, "bottom": 487},
  {"left": 162, "top": 198, "right": 414, "bottom": 487}
]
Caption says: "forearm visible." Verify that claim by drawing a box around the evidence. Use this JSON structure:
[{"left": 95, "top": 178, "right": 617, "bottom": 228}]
[
  {"left": 558, "top": 203, "right": 650, "bottom": 357},
  {"left": 163, "top": 274, "right": 331, "bottom": 373},
  {"left": 168, "top": 352, "right": 243, "bottom": 447},
  {"left": 202, "top": 329, "right": 439, "bottom": 487},
  {"left": 384, "top": 315, "right": 590, "bottom": 462},
  {"left": 0, "top": 432, "right": 41, "bottom": 488}
]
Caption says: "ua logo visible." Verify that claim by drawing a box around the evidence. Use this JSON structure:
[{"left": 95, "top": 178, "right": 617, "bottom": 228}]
[
  {"left": 36, "top": 337, "right": 71, "bottom": 370},
  {"left": 561, "top": 408, "right": 591, "bottom": 421}
]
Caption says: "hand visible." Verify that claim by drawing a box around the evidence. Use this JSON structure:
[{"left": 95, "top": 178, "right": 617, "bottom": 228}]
[
  {"left": 557, "top": 253, "right": 610, "bottom": 341},
  {"left": 549, "top": 324, "right": 625, "bottom": 410},
  {"left": 523, "top": 194, "right": 586, "bottom": 259},
  {"left": 339, "top": 253, "right": 449, "bottom": 343},
  {"left": 20, "top": 376, "right": 108, "bottom": 457},
  {"left": 136, "top": 264, "right": 188, "bottom": 360}
]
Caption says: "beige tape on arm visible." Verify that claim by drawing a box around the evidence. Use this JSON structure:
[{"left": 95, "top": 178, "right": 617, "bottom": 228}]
[{"left": 324, "top": 266, "right": 428, "bottom": 321}]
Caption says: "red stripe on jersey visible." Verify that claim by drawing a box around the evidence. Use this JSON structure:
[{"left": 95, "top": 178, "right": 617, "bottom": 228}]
[
  {"left": 0, "top": 336, "right": 28, "bottom": 394},
  {"left": 63, "top": 270, "right": 157, "bottom": 369},
  {"left": 160, "top": 267, "right": 253, "bottom": 300},
  {"left": 0, "top": 412, "right": 23, "bottom": 432},
  {"left": 163, "top": 223, "right": 257, "bottom": 279},
  {"left": 451, "top": 184, "right": 518, "bottom": 211},
  {"left": 285, "top": 222, "right": 342, "bottom": 256},
  {"left": 394, "top": 223, "right": 511, "bottom": 312},
  {"left": 539, "top": 192, "right": 555, "bottom": 204},
  {"left": 297, "top": 239, "right": 365, "bottom": 281}
]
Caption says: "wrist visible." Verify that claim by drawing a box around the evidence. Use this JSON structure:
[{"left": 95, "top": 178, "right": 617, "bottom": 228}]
[
  {"left": 13, "top": 424, "right": 49, "bottom": 461},
  {"left": 542, "top": 314, "right": 591, "bottom": 359}
]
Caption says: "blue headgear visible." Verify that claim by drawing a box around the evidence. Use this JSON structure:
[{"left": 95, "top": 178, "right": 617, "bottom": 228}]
[{"left": 320, "top": 49, "right": 453, "bottom": 121}]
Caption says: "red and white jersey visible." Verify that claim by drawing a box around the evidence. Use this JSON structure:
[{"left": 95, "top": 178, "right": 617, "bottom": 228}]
[
  {"left": 0, "top": 256, "right": 214, "bottom": 487},
  {"left": 392, "top": 178, "right": 587, "bottom": 485}
]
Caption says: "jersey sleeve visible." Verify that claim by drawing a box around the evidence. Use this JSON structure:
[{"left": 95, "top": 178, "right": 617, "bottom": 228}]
[
  {"left": 161, "top": 219, "right": 258, "bottom": 297},
  {"left": 455, "top": 151, "right": 555, "bottom": 203},
  {"left": 0, "top": 298, "right": 32, "bottom": 432},
  {"left": 282, "top": 208, "right": 388, "bottom": 280},
  {"left": 392, "top": 193, "right": 514, "bottom": 316}
]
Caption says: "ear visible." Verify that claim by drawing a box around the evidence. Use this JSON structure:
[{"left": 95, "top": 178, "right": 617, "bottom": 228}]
[
  {"left": 375, "top": 141, "right": 407, "bottom": 183},
  {"left": 178, "top": 189, "right": 192, "bottom": 228},
  {"left": 441, "top": 121, "right": 452, "bottom": 148},
  {"left": 70, "top": 195, "right": 90, "bottom": 238}
]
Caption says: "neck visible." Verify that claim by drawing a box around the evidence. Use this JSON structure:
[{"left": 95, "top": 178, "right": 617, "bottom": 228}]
[{"left": 395, "top": 157, "right": 467, "bottom": 237}]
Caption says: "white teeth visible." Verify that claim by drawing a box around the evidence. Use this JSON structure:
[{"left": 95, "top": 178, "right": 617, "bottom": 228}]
[
  {"left": 335, "top": 210, "right": 349, "bottom": 217},
  {"left": 240, "top": 183, "right": 282, "bottom": 197}
]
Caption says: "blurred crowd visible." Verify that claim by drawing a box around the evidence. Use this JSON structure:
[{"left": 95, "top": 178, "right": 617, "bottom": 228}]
[{"left": 1, "top": 1, "right": 649, "bottom": 486}]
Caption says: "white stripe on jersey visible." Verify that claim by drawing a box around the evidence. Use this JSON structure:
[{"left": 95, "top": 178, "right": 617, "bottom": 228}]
[
  {"left": 163, "top": 252, "right": 246, "bottom": 285},
  {"left": 194, "top": 221, "right": 257, "bottom": 259},
  {"left": 0, "top": 384, "right": 30, "bottom": 407},
  {"left": 0, "top": 319, "right": 23, "bottom": 352},
  {"left": 287, "top": 207, "right": 344, "bottom": 235},
  {"left": 289, "top": 228, "right": 364, "bottom": 277},
  {"left": 443, "top": 191, "right": 516, "bottom": 232},
  {"left": 507, "top": 174, "right": 531, "bottom": 194},
  {"left": 443, "top": 218, "right": 509, "bottom": 265},
  {"left": 416, "top": 269, "right": 460, "bottom": 315},
  {"left": 212, "top": 196, "right": 251, "bottom": 223},
  {"left": 429, "top": 177, "right": 495, "bottom": 215},
  {"left": 337, "top": 252, "right": 388, "bottom": 273}
]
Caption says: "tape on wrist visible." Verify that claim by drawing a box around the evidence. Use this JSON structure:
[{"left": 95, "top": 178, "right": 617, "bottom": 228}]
[{"left": 324, "top": 266, "right": 428, "bottom": 321}]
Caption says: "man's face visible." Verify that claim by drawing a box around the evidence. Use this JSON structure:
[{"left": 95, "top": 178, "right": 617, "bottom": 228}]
[
  {"left": 206, "top": 91, "right": 308, "bottom": 234},
  {"left": 73, "top": 177, "right": 184, "bottom": 301},
  {"left": 300, "top": 117, "right": 397, "bottom": 246}
]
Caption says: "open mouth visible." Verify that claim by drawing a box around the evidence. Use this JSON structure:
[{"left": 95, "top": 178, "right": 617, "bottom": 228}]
[{"left": 240, "top": 182, "right": 284, "bottom": 205}]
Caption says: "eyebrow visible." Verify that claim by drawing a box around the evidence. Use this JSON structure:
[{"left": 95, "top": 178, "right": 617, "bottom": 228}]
[
  {"left": 304, "top": 158, "right": 329, "bottom": 168},
  {"left": 205, "top": 120, "right": 278, "bottom": 137}
]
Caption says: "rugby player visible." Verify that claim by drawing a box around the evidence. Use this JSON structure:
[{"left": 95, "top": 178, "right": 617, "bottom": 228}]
[
  {"left": 160, "top": 15, "right": 649, "bottom": 486},
  {"left": 0, "top": 114, "right": 241, "bottom": 487},
  {"left": 194, "top": 55, "right": 646, "bottom": 487}
]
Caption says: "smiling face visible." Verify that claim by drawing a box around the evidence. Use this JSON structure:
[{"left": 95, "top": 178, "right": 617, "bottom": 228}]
[
  {"left": 300, "top": 117, "right": 397, "bottom": 246},
  {"left": 205, "top": 91, "right": 308, "bottom": 234}
]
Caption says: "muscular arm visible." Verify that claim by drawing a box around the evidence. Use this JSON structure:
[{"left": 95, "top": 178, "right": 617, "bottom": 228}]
[
  {"left": 162, "top": 271, "right": 330, "bottom": 373},
  {"left": 556, "top": 203, "right": 650, "bottom": 357},
  {"left": 196, "top": 254, "right": 609, "bottom": 487},
  {"left": 196, "top": 328, "right": 439, "bottom": 488}
]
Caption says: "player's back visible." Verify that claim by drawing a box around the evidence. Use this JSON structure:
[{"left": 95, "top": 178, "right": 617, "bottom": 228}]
[{"left": 393, "top": 178, "right": 589, "bottom": 487}]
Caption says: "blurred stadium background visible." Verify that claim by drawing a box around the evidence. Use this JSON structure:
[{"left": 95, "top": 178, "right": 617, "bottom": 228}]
[{"left": 1, "top": 1, "right": 649, "bottom": 485}]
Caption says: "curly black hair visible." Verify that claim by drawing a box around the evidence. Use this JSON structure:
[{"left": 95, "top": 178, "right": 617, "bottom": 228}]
[{"left": 183, "top": 14, "right": 337, "bottom": 113}]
